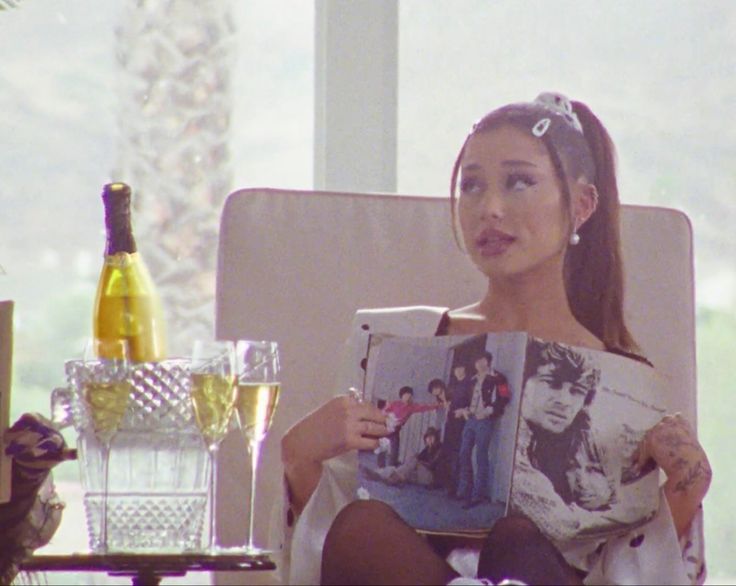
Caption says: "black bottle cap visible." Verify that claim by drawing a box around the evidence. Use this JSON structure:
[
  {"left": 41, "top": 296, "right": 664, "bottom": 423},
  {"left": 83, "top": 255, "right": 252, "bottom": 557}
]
[{"left": 102, "top": 182, "right": 137, "bottom": 255}]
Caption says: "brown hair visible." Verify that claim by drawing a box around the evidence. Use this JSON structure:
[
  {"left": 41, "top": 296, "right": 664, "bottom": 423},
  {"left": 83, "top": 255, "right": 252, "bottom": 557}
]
[
  {"left": 523, "top": 340, "right": 600, "bottom": 406},
  {"left": 450, "top": 97, "right": 639, "bottom": 353}
]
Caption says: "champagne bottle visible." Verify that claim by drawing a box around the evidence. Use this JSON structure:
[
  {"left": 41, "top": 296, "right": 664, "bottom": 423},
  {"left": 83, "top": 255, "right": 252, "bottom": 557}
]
[{"left": 93, "top": 182, "right": 167, "bottom": 362}]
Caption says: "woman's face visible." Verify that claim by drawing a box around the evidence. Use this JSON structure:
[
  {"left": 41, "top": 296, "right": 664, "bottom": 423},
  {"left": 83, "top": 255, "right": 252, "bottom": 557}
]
[
  {"left": 522, "top": 363, "right": 588, "bottom": 433},
  {"left": 457, "top": 125, "right": 571, "bottom": 280}
]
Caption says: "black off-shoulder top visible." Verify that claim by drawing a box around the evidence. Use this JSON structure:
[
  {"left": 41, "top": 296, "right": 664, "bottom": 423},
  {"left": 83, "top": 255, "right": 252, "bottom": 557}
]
[{"left": 433, "top": 310, "right": 653, "bottom": 368}]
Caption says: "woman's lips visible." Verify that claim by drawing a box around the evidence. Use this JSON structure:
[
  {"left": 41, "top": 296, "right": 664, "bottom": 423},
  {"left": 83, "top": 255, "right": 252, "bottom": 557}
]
[{"left": 476, "top": 229, "right": 516, "bottom": 257}]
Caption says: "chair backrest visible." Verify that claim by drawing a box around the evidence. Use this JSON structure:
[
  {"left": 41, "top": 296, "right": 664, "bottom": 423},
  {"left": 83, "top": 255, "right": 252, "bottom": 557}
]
[{"left": 214, "top": 187, "right": 696, "bottom": 557}]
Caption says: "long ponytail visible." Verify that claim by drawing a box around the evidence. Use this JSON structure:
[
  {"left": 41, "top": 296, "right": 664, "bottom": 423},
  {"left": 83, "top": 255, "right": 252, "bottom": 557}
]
[{"left": 566, "top": 101, "right": 639, "bottom": 353}]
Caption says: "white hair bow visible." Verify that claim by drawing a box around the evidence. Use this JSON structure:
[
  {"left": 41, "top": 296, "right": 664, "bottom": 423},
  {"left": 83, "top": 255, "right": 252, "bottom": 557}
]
[{"left": 533, "top": 92, "right": 584, "bottom": 135}]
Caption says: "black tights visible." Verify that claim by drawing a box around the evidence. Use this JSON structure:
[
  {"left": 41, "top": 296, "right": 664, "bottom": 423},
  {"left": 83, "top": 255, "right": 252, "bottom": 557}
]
[{"left": 321, "top": 500, "right": 583, "bottom": 586}]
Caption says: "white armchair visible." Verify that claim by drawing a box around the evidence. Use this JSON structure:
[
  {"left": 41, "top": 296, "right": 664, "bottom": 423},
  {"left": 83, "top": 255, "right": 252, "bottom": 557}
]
[{"left": 213, "top": 188, "right": 697, "bottom": 584}]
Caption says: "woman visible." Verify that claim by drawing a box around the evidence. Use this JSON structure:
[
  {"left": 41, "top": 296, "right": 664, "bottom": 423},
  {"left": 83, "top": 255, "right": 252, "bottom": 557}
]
[{"left": 279, "top": 93, "right": 711, "bottom": 584}]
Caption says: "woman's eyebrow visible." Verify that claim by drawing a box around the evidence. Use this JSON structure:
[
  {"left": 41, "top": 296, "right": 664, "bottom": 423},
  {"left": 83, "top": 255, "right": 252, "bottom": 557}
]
[
  {"left": 461, "top": 163, "right": 482, "bottom": 172},
  {"left": 462, "top": 160, "right": 538, "bottom": 171},
  {"left": 502, "top": 159, "right": 538, "bottom": 168}
]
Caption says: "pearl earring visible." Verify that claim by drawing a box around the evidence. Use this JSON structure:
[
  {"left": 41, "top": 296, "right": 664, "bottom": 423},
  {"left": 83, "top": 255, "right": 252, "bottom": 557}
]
[{"left": 569, "top": 231, "right": 580, "bottom": 246}]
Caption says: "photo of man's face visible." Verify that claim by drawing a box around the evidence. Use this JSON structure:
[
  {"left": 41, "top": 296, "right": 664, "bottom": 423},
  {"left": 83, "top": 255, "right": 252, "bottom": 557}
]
[
  {"left": 564, "top": 447, "right": 613, "bottom": 510},
  {"left": 430, "top": 384, "right": 445, "bottom": 400},
  {"left": 475, "top": 356, "right": 490, "bottom": 375},
  {"left": 522, "top": 363, "right": 588, "bottom": 434}
]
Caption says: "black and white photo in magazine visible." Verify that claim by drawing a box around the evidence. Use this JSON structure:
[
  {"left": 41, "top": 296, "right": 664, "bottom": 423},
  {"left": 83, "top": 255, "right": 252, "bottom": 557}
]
[{"left": 511, "top": 339, "right": 663, "bottom": 540}]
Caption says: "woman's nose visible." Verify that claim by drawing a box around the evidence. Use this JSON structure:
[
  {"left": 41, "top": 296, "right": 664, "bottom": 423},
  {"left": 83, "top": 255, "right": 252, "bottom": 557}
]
[{"left": 479, "top": 190, "right": 504, "bottom": 220}]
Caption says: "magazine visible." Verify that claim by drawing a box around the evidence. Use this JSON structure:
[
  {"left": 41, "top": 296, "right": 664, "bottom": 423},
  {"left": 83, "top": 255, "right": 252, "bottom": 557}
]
[
  {"left": 357, "top": 332, "right": 667, "bottom": 541},
  {"left": 0, "top": 300, "right": 13, "bottom": 503}
]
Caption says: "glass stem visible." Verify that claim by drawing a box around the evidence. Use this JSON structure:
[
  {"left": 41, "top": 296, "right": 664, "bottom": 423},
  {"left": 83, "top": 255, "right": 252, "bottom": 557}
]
[
  {"left": 209, "top": 444, "right": 220, "bottom": 551},
  {"left": 248, "top": 439, "right": 261, "bottom": 551},
  {"left": 100, "top": 440, "right": 110, "bottom": 553}
]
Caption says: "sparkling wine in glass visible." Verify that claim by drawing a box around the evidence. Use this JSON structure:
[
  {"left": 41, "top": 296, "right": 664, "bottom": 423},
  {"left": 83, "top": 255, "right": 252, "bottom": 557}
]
[
  {"left": 234, "top": 340, "right": 280, "bottom": 554},
  {"left": 190, "top": 340, "right": 236, "bottom": 553},
  {"left": 82, "top": 338, "right": 131, "bottom": 553}
]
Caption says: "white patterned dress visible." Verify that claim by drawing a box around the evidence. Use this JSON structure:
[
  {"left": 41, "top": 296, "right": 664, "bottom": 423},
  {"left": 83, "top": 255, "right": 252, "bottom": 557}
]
[{"left": 273, "top": 306, "right": 706, "bottom": 585}]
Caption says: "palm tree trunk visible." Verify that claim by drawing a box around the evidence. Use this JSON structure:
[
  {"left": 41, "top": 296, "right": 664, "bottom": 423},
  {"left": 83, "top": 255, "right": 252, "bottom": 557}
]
[{"left": 113, "top": 0, "right": 236, "bottom": 355}]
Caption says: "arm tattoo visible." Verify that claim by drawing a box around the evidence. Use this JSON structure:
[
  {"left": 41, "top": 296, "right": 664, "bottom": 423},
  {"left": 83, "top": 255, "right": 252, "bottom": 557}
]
[
  {"left": 673, "top": 461, "right": 713, "bottom": 494},
  {"left": 660, "top": 431, "right": 699, "bottom": 452},
  {"left": 673, "top": 456, "right": 689, "bottom": 472}
]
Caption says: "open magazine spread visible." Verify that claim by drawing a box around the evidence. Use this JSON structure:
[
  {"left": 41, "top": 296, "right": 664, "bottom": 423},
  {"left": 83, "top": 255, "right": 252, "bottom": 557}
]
[
  {"left": 357, "top": 332, "right": 666, "bottom": 542},
  {"left": 0, "top": 300, "right": 13, "bottom": 503}
]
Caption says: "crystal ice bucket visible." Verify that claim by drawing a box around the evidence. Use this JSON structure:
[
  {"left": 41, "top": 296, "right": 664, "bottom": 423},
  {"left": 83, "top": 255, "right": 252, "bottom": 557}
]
[{"left": 57, "top": 359, "right": 208, "bottom": 552}]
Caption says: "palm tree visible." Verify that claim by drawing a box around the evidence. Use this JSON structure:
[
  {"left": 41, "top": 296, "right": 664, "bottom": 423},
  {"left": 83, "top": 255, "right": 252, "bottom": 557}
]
[{"left": 113, "top": 0, "right": 236, "bottom": 355}]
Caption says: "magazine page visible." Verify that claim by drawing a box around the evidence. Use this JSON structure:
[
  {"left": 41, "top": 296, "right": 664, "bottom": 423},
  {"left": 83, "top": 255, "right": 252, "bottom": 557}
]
[
  {"left": 358, "top": 331, "right": 527, "bottom": 535},
  {"left": 511, "top": 338, "right": 665, "bottom": 542},
  {"left": 0, "top": 300, "right": 13, "bottom": 503}
]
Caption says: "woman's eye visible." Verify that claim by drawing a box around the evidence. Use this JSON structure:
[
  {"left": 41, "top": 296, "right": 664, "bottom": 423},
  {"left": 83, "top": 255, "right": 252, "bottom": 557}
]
[
  {"left": 460, "top": 177, "right": 483, "bottom": 195},
  {"left": 506, "top": 173, "right": 536, "bottom": 191}
]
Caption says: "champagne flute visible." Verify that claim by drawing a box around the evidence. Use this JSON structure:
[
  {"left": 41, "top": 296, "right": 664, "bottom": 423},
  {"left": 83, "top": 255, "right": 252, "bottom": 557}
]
[
  {"left": 82, "top": 337, "right": 131, "bottom": 553},
  {"left": 190, "top": 340, "right": 236, "bottom": 553},
  {"left": 234, "top": 340, "right": 281, "bottom": 554}
]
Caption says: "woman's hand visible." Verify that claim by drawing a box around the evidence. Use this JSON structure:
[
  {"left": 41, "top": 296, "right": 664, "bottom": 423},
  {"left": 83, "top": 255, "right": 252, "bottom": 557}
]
[
  {"left": 636, "top": 413, "right": 712, "bottom": 538},
  {"left": 282, "top": 391, "right": 388, "bottom": 514}
]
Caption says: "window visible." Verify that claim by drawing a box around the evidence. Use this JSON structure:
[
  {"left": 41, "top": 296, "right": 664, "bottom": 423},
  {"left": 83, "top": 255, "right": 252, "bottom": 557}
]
[
  {"left": 398, "top": 1, "right": 735, "bottom": 580},
  {"left": 1, "top": 1, "right": 311, "bottom": 583},
  {"left": 3, "top": 0, "right": 732, "bottom": 582}
]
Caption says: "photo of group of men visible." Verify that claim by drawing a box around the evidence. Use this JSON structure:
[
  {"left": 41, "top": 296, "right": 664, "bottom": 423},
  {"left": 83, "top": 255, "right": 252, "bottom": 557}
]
[
  {"left": 359, "top": 332, "right": 662, "bottom": 535},
  {"left": 359, "top": 334, "right": 517, "bottom": 528}
]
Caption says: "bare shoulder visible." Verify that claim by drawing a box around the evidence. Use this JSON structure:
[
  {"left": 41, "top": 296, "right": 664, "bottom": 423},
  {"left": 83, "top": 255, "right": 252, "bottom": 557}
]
[{"left": 446, "top": 304, "right": 607, "bottom": 352}]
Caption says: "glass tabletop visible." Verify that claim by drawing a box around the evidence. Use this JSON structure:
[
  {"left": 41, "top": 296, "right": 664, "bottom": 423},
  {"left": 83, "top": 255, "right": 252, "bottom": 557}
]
[{"left": 20, "top": 551, "right": 276, "bottom": 586}]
